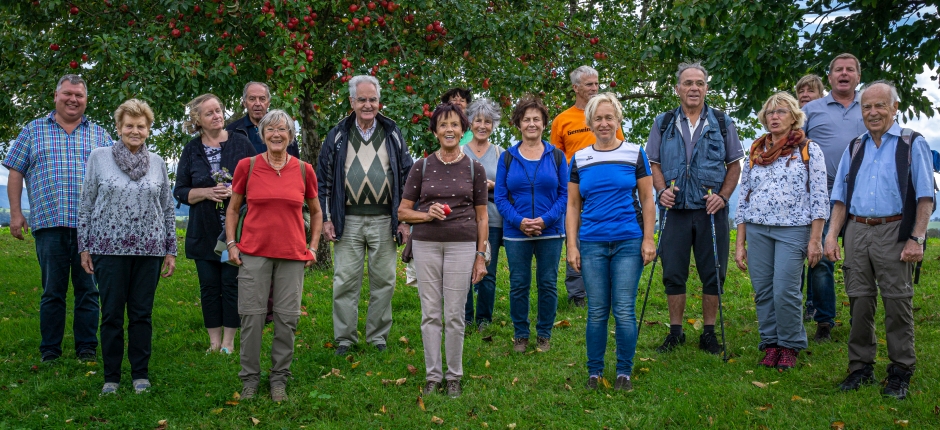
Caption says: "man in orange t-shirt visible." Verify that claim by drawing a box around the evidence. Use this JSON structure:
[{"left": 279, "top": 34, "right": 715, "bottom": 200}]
[{"left": 549, "top": 65, "right": 625, "bottom": 307}]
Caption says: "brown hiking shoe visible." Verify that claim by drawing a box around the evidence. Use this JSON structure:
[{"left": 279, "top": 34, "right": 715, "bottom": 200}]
[
  {"left": 513, "top": 338, "right": 528, "bottom": 353},
  {"left": 814, "top": 323, "right": 832, "bottom": 343},
  {"left": 536, "top": 337, "right": 551, "bottom": 352},
  {"left": 445, "top": 379, "right": 462, "bottom": 398},
  {"left": 423, "top": 380, "right": 441, "bottom": 395},
  {"left": 270, "top": 385, "right": 288, "bottom": 402}
]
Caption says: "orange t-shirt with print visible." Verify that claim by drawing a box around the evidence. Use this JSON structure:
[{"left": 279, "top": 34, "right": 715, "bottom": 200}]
[{"left": 550, "top": 106, "right": 625, "bottom": 161}]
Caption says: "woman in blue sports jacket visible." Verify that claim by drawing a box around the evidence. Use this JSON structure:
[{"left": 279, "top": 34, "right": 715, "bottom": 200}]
[{"left": 495, "top": 95, "right": 568, "bottom": 354}]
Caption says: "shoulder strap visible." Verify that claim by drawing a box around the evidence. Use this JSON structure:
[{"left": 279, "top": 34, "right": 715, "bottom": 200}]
[
  {"left": 421, "top": 157, "right": 428, "bottom": 177},
  {"left": 849, "top": 135, "right": 865, "bottom": 161},
  {"left": 503, "top": 151, "right": 515, "bottom": 205},
  {"left": 710, "top": 108, "right": 729, "bottom": 141},
  {"left": 246, "top": 155, "right": 257, "bottom": 196},
  {"left": 799, "top": 139, "right": 811, "bottom": 192},
  {"left": 552, "top": 147, "right": 564, "bottom": 169},
  {"left": 659, "top": 111, "right": 676, "bottom": 136}
]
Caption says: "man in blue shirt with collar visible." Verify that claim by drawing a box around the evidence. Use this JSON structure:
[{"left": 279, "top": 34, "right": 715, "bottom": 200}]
[
  {"left": 3, "top": 74, "right": 112, "bottom": 363},
  {"left": 802, "top": 53, "right": 867, "bottom": 342},
  {"left": 226, "top": 82, "right": 299, "bottom": 157},
  {"left": 825, "top": 80, "right": 934, "bottom": 400}
]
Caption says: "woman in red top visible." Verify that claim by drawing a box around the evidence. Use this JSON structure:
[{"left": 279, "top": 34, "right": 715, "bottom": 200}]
[{"left": 225, "top": 109, "right": 322, "bottom": 402}]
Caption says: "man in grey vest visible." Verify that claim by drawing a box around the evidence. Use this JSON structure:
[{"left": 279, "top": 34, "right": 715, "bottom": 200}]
[
  {"left": 317, "top": 75, "right": 414, "bottom": 356},
  {"left": 825, "top": 81, "right": 933, "bottom": 400},
  {"left": 802, "top": 53, "right": 866, "bottom": 343},
  {"left": 646, "top": 62, "right": 745, "bottom": 355}
]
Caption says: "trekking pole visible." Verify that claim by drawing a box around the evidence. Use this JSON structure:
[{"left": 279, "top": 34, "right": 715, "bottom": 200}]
[
  {"left": 706, "top": 188, "right": 729, "bottom": 362},
  {"left": 638, "top": 180, "right": 674, "bottom": 337}
]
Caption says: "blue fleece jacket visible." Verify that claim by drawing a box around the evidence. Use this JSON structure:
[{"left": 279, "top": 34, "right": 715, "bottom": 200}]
[{"left": 495, "top": 140, "right": 568, "bottom": 239}]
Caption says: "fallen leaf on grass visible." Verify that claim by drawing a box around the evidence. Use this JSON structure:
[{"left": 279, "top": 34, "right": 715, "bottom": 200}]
[
  {"left": 379, "top": 405, "right": 387, "bottom": 414},
  {"left": 507, "top": 424, "right": 516, "bottom": 429},
  {"left": 85, "top": 371, "right": 96, "bottom": 376},
  {"left": 211, "top": 408, "right": 224, "bottom": 414},
  {"left": 65, "top": 419, "right": 73, "bottom": 423},
  {"left": 481, "top": 423, "right": 489, "bottom": 428},
  {"left": 584, "top": 410, "right": 594, "bottom": 414},
  {"left": 485, "top": 360, "right": 491, "bottom": 368},
  {"left": 489, "top": 404, "right": 498, "bottom": 411},
  {"left": 791, "top": 395, "right": 813, "bottom": 403},
  {"left": 381, "top": 378, "right": 407, "bottom": 386},
  {"left": 399, "top": 336, "right": 409, "bottom": 344},
  {"left": 934, "top": 405, "right": 939, "bottom": 416},
  {"left": 225, "top": 400, "right": 239, "bottom": 406},
  {"left": 366, "top": 371, "right": 374, "bottom": 376},
  {"left": 638, "top": 357, "right": 656, "bottom": 362},
  {"left": 598, "top": 377, "right": 611, "bottom": 389},
  {"left": 470, "top": 375, "right": 492, "bottom": 379},
  {"left": 894, "top": 420, "right": 909, "bottom": 427},
  {"left": 564, "top": 384, "right": 572, "bottom": 391},
  {"left": 351, "top": 361, "right": 360, "bottom": 369},
  {"left": 567, "top": 363, "right": 575, "bottom": 367},
  {"left": 346, "top": 355, "right": 354, "bottom": 362},
  {"left": 830, "top": 422, "right": 845, "bottom": 430},
  {"left": 643, "top": 320, "right": 660, "bottom": 326},
  {"left": 511, "top": 377, "right": 519, "bottom": 385},
  {"left": 250, "top": 417, "right": 260, "bottom": 426},
  {"left": 693, "top": 320, "right": 703, "bottom": 331},
  {"left": 324, "top": 342, "right": 334, "bottom": 348},
  {"left": 431, "top": 416, "right": 444, "bottom": 425},
  {"left": 321, "top": 368, "right": 345, "bottom": 379},
  {"left": 752, "top": 381, "right": 767, "bottom": 388},
  {"left": 638, "top": 368, "right": 650, "bottom": 373},
  {"left": 155, "top": 420, "right": 168, "bottom": 430},
  {"left": 756, "top": 404, "right": 772, "bottom": 411},
  {"left": 745, "top": 370, "right": 754, "bottom": 374},
  {"left": 417, "top": 396, "right": 426, "bottom": 411},
  {"left": 232, "top": 391, "right": 240, "bottom": 400},
  {"left": 553, "top": 319, "right": 571, "bottom": 328},
  {"left": 407, "top": 364, "right": 417, "bottom": 375},
  {"left": 86, "top": 362, "right": 97, "bottom": 366},
  {"left": 405, "top": 347, "right": 416, "bottom": 355}
]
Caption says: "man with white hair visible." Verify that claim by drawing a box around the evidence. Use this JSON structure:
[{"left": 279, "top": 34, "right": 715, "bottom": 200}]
[
  {"left": 226, "top": 82, "right": 299, "bottom": 157},
  {"left": 317, "top": 75, "right": 414, "bottom": 355},
  {"left": 3, "top": 74, "right": 112, "bottom": 363},
  {"left": 550, "top": 65, "right": 625, "bottom": 307},
  {"left": 825, "top": 80, "right": 933, "bottom": 400}
]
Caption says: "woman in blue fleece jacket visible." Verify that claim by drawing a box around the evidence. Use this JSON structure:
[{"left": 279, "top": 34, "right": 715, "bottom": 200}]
[{"left": 495, "top": 95, "right": 568, "bottom": 353}]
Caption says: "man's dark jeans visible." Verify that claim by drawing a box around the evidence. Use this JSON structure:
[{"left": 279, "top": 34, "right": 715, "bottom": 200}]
[
  {"left": 808, "top": 218, "right": 836, "bottom": 327},
  {"left": 34, "top": 227, "right": 99, "bottom": 358}
]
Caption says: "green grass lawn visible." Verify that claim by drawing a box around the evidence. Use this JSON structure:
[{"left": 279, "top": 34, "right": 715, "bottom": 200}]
[{"left": 1, "top": 228, "right": 938, "bottom": 428}]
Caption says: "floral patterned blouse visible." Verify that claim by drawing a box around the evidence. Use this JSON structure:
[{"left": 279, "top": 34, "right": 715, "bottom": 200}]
[
  {"left": 78, "top": 147, "right": 178, "bottom": 256},
  {"left": 734, "top": 140, "right": 829, "bottom": 227}
]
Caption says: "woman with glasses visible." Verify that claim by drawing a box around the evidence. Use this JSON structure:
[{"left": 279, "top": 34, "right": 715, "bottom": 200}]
[{"left": 734, "top": 92, "right": 829, "bottom": 371}]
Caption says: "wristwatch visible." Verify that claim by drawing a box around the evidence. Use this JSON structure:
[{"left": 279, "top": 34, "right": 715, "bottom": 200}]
[
  {"left": 909, "top": 236, "right": 925, "bottom": 245},
  {"left": 476, "top": 251, "right": 488, "bottom": 261}
]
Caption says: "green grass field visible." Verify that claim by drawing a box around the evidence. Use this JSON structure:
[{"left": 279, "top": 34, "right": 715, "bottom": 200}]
[{"left": 1, "top": 228, "right": 938, "bottom": 428}]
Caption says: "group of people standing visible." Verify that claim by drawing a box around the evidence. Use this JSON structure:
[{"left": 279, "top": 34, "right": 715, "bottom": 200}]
[{"left": 2, "top": 50, "right": 931, "bottom": 403}]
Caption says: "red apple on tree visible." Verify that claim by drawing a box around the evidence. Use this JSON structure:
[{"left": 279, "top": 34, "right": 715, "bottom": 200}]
[
  {"left": 69, "top": 60, "right": 78, "bottom": 69},
  {"left": 69, "top": 5, "right": 79, "bottom": 14},
  {"left": 50, "top": 43, "right": 59, "bottom": 51},
  {"left": 349, "top": 4, "right": 359, "bottom": 13}
]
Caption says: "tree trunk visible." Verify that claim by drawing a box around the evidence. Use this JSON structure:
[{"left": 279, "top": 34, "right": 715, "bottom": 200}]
[{"left": 299, "top": 74, "right": 333, "bottom": 269}]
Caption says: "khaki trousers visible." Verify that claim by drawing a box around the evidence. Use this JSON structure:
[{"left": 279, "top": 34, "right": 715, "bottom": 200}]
[
  {"left": 843, "top": 220, "right": 916, "bottom": 372},
  {"left": 413, "top": 240, "right": 475, "bottom": 382},
  {"left": 332, "top": 215, "right": 397, "bottom": 347},
  {"left": 237, "top": 254, "right": 304, "bottom": 388}
]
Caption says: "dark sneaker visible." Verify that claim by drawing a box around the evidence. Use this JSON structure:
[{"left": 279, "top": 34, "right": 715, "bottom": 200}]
[
  {"left": 445, "top": 379, "right": 462, "bottom": 398},
  {"left": 78, "top": 349, "right": 96, "bottom": 362},
  {"left": 240, "top": 385, "right": 258, "bottom": 400},
  {"left": 41, "top": 351, "right": 60, "bottom": 363},
  {"left": 838, "top": 365, "right": 875, "bottom": 391},
  {"left": 882, "top": 365, "right": 913, "bottom": 400},
  {"left": 586, "top": 376, "right": 599, "bottom": 390},
  {"left": 423, "top": 380, "right": 441, "bottom": 395},
  {"left": 513, "top": 338, "right": 528, "bottom": 353},
  {"left": 759, "top": 347, "right": 780, "bottom": 368},
  {"left": 814, "top": 323, "right": 832, "bottom": 343},
  {"left": 699, "top": 332, "right": 722, "bottom": 355},
  {"left": 571, "top": 297, "right": 586, "bottom": 308},
  {"left": 477, "top": 321, "right": 491, "bottom": 333},
  {"left": 375, "top": 344, "right": 387, "bottom": 352},
  {"left": 803, "top": 308, "right": 815, "bottom": 322},
  {"left": 775, "top": 348, "right": 798, "bottom": 370},
  {"left": 613, "top": 375, "right": 633, "bottom": 391},
  {"left": 536, "top": 337, "right": 551, "bottom": 352},
  {"left": 656, "top": 332, "right": 686, "bottom": 353},
  {"left": 334, "top": 344, "right": 350, "bottom": 356}
]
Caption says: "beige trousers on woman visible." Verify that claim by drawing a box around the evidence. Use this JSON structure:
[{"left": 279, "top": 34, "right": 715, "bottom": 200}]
[{"left": 412, "top": 240, "right": 475, "bottom": 383}]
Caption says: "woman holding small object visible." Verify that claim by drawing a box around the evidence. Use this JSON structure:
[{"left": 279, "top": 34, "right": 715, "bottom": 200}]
[
  {"left": 173, "top": 93, "right": 255, "bottom": 354},
  {"left": 398, "top": 102, "right": 488, "bottom": 398}
]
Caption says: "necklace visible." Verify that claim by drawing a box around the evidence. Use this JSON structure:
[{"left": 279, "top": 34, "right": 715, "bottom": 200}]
[
  {"left": 264, "top": 153, "right": 290, "bottom": 176},
  {"left": 436, "top": 150, "right": 464, "bottom": 165}
]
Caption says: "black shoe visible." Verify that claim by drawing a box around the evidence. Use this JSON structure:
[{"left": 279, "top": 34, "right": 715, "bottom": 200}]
[
  {"left": 445, "top": 379, "right": 462, "bottom": 398},
  {"left": 656, "top": 332, "right": 686, "bottom": 353},
  {"left": 334, "top": 344, "right": 350, "bottom": 356},
  {"left": 814, "top": 323, "right": 832, "bottom": 343},
  {"left": 698, "top": 332, "right": 722, "bottom": 355},
  {"left": 882, "top": 365, "right": 913, "bottom": 400},
  {"left": 423, "top": 380, "right": 441, "bottom": 395},
  {"left": 41, "top": 351, "right": 60, "bottom": 363},
  {"left": 838, "top": 365, "right": 875, "bottom": 391},
  {"left": 78, "top": 349, "right": 96, "bottom": 362},
  {"left": 803, "top": 308, "right": 815, "bottom": 322},
  {"left": 613, "top": 375, "right": 633, "bottom": 391},
  {"left": 375, "top": 344, "right": 387, "bottom": 352},
  {"left": 570, "top": 297, "right": 586, "bottom": 308},
  {"left": 586, "top": 376, "right": 599, "bottom": 390}
]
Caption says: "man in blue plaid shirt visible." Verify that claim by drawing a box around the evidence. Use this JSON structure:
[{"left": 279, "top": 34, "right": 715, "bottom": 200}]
[{"left": 3, "top": 74, "right": 112, "bottom": 363}]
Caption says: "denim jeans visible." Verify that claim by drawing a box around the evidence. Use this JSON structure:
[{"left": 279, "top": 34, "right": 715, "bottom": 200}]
[
  {"left": 34, "top": 227, "right": 99, "bottom": 357},
  {"left": 504, "top": 237, "right": 563, "bottom": 339},
  {"left": 466, "top": 226, "right": 502, "bottom": 326},
  {"left": 808, "top": 219, "right": 836, "bottom": 326},
  {"left": 580, "top": 239, "right": 644, "bottom": 377}
]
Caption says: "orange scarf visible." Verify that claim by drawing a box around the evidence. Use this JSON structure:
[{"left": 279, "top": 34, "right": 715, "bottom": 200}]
[{"left": 749, "top": 129, "right": 806, "bottom": 168}]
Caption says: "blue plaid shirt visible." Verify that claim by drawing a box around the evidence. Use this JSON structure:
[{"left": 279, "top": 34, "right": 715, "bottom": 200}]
[{"left": 2, "top": 112, "right": 112, "bottom": 231}]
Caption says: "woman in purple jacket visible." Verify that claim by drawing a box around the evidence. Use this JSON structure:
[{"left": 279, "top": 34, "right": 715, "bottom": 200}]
[{"left": 495, "top": 95, "right": 568, "bottom": 354}]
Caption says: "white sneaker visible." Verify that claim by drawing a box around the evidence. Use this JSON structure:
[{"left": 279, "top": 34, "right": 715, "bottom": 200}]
[
  {"left": 100, "top": 382, "right": 119, "bottom": 395},
  {"left": 132, "top": 379, "right": 151, "bottom": 394}
]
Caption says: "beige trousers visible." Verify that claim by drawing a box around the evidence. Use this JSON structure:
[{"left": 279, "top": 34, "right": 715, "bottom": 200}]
[
  {"left": 413, "top": 240, "right": 475, "bottom": 382},
  {"left": 237, "top": 253, "right": 304, "bottom": 388}
]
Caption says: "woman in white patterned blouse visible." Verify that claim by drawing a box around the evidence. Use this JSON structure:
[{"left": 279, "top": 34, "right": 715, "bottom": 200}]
[{"left": 733, "top": 92, "right": 829, "bottom": 371}]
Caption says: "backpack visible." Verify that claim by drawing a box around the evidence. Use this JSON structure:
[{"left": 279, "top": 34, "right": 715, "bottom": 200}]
[
  {"left": 501, "top": 146, "right": 565, "bottom": 205},
  {"left": 658, "top": 107, "right": 729, "bottom": 142}
]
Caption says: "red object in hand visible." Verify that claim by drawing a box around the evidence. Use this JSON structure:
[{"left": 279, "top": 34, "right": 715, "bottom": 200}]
[{"left": 442, "top": 204, "right": 451, "bottom": 215}]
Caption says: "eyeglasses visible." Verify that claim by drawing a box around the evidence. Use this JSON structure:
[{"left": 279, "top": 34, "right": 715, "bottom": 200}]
[
  {"left": 355, "top": 97, "right": 379, "bottom": 104},
  {"left": 765, "top": 109, "right": 790, "bottom": 118},
  {"left": 861, "top": 102, "right": 889, "bottom": 112},
  {"left": 264, "top": 127, "right": 290, "bottom": 134}
]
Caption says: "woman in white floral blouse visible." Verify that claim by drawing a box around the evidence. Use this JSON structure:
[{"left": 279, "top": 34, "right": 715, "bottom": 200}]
[{"left": 733, "top": 92, "right": 829, "bottom": 371}]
